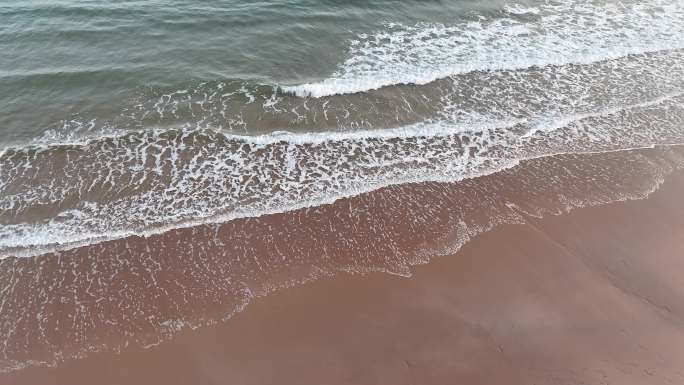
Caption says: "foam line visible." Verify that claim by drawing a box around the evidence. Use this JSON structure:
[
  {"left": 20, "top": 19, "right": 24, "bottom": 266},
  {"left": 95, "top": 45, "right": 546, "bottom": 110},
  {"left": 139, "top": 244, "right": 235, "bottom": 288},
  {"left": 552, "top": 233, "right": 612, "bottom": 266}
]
[
  {"left": 2, "top": 92, "right": 683, "bottom": 257},
  {"left": 282, "top": 0, "right": 684, "bottom": 97}
]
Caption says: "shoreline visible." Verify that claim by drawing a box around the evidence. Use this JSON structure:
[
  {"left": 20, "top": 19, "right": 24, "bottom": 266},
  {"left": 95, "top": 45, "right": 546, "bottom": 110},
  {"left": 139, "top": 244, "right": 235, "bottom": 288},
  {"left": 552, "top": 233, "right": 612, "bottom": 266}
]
[
  {"left": 2, "top": 146, "right": 684, "bottom": 383},
  {"left": 6, "top": 142, "right": 684, "bottom": 261}
]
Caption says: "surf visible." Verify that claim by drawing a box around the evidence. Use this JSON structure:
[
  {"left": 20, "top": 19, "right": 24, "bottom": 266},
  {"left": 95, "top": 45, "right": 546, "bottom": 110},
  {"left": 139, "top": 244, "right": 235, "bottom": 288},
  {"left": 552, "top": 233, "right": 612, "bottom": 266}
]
[{"left": 282, "top": 0, "right": 684, "bottom": 97}]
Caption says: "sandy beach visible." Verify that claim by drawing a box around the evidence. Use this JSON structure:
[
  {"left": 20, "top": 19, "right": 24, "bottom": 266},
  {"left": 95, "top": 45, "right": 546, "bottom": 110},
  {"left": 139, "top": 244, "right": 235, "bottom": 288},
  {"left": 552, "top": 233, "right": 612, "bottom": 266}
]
[
  {"left": 2, "top": 1, "right": 684, "bottom": 383},
  {"left": 2, "top": 146, "right": 684, "bottom": 384}
]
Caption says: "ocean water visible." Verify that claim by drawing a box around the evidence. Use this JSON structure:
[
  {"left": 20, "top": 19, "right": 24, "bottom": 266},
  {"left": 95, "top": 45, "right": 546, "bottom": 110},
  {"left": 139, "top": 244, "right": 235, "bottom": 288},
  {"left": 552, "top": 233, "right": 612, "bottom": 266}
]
[
  {"left": 0, "top": 0, "right": 510, "bottom": 140},
  {"left": 2, "top": 0, "right": 684, "bottom": 257},
  {"left": 2, "top": 0, "right": 684, "bottom": 372}
]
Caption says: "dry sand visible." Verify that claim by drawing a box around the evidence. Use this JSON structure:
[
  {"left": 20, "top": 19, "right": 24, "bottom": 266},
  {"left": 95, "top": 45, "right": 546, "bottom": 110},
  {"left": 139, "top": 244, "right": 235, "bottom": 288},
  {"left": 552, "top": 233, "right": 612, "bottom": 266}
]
[{"left": 4, "top": 168, "right": 684, "bottom": 384}]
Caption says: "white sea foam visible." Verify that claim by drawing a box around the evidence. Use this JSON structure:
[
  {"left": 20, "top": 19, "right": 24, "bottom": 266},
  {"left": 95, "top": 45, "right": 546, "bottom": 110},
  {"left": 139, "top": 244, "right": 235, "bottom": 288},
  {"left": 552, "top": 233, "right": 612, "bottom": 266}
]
[
  {"left": 282, "top": 0, "right": 684, "bottom": 97},
  {"left": 504, "top": 3, "right": 540, "bottom": 15},
  {"left": 1, "top": 91, "right": 683, "bottom": 257}
]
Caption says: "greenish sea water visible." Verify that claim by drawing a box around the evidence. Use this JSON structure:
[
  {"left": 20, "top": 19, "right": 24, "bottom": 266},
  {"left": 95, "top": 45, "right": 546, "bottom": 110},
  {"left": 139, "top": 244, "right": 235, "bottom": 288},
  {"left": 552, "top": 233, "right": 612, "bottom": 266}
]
[{"left": 0, "top": 0, "right": 514, "bottom": 141}]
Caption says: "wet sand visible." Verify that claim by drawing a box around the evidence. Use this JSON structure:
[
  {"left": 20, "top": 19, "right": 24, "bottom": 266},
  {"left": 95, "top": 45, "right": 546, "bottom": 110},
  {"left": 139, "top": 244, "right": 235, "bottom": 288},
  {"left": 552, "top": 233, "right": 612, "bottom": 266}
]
[{"left": 4, "top": 153, "right": 684, "bottom": 384}]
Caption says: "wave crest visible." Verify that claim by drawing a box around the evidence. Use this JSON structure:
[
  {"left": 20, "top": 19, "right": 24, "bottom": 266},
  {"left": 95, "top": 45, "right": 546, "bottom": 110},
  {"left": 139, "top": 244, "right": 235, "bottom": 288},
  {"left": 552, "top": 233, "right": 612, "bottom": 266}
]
[{"left": 282, "top": 0, "right": 684, "bottom": 97}]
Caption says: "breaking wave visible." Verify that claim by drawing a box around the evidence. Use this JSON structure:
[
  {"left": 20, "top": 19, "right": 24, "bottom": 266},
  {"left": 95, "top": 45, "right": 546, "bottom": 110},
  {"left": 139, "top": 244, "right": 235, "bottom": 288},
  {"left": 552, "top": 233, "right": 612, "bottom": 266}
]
[{"left": 282, "top": 0, "right": 684, "bottom": 97}]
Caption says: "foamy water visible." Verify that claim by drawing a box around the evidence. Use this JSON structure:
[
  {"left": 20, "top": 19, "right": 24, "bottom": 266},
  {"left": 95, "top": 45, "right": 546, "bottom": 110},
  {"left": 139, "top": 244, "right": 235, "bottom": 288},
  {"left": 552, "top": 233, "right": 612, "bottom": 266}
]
[
  {"left": 282, "top": 0, "right": 684, "bottom": 97},
  {"left": 2, "top": 48, "right": 684, "bottom": 257}
]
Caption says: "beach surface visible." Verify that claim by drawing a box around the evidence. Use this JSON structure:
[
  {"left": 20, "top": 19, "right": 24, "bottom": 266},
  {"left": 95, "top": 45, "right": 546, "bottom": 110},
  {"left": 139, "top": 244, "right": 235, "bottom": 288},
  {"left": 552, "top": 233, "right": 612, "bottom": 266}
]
[
  {"left": 4, "top": 151, "right": 684, "bottom": 385},
  {"left": 2, "top": 1, "right": 684, "bottom": 383}
]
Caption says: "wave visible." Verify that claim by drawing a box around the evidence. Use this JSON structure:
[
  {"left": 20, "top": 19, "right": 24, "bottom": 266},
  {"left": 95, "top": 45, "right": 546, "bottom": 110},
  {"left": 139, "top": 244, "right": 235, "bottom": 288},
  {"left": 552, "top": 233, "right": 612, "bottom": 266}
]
[
  {"left": 7, "top": 46, "right": 683, "bottom": 154},
  {"left": 2, "top": 22, "right": 684, "bottom": 258},
  {"left": 281, "top": 0, "right": 684, "bottom": 97},
  {"left": 2, "top": 90, "right": 683, "bottom": 257}
]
